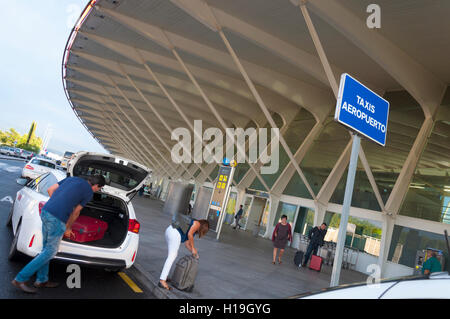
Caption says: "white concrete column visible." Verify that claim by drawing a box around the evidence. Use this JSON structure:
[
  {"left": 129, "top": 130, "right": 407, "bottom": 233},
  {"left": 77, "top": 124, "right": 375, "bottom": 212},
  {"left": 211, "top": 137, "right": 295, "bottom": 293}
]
[
  {"left": 266, "top": 194, "right": 281, "bottom": 239},
  {"left": 377, "top": 214, "right": 396, "bottom": 278},
  {"left": 313, "top": 201, "right": 327, "bottom": 227}
]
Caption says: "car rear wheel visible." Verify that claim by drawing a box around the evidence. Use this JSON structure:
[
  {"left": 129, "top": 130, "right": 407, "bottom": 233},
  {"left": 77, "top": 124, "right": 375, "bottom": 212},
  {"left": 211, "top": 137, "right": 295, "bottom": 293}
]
[
  {"left": 6, "top": 201, "right": 14, "bottom": 228},
  {"left": 9, "top": 223, "right": 22, "bottom": 261}
]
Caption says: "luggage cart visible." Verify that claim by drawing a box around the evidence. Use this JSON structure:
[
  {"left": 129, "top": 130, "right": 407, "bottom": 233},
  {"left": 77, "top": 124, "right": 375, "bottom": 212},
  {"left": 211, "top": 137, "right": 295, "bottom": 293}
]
[
  {"left": 352, "top": 249, "right": 359, "bottom": 270},
  {"left": 342, "top": 248, "right": 351, "bottom": 269}
]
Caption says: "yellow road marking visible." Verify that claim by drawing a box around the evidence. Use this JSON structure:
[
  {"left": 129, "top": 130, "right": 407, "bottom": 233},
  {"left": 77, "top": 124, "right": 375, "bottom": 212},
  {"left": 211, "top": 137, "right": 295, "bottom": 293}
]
[{"left": 118, "top": 272, "right": 143, "bottom": 293}]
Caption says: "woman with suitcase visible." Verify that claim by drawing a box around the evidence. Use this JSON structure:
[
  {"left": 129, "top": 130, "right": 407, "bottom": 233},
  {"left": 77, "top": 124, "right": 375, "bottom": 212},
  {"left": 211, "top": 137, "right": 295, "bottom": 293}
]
[
  {"left": 272, "top": 215, "right": 292, "bottom": 265},
  {"left": 159, "top": 219, "right": 209, "bottom": 290}
]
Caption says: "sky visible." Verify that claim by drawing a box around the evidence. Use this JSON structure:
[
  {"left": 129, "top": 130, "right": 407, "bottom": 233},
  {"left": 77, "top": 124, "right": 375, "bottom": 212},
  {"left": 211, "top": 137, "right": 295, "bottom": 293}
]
[{"left": 0, "top": 0, "right": 106, "bottom": 155}]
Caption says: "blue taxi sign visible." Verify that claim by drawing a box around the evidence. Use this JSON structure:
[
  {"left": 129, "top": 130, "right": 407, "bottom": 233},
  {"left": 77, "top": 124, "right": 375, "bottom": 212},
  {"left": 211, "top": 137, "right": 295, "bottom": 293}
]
[{"left": 335, "top": 74, "right": 389, "bottom": 146}]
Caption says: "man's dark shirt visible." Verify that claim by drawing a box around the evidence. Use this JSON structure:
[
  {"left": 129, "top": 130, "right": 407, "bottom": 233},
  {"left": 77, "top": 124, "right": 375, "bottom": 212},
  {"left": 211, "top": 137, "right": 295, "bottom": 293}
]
[
  {"left": 308, "top": 226, "right": 327, "bottom": 246},
  {"left": 43, "top": 177, "right": 93, "bottom": 223}
]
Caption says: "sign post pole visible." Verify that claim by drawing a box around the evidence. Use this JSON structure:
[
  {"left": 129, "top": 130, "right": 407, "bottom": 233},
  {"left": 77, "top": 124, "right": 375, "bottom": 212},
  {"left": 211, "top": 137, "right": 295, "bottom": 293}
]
[
  {"left": 215, "top": 165, "right": 235, "bottom": 241},
  {"left": 330, "top": 73, "right": 389, "bottom": 287},
  {"left": 330, "top": 133, "right": 361, "bottom": 287}
]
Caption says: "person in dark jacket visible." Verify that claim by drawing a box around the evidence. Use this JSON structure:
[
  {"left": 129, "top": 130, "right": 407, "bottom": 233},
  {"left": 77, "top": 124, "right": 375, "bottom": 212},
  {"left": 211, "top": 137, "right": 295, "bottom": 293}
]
[
  {"left": 233, "top": 205, "right": 244, "bottom": 230},
  {"left": 302, "top": 223, "right": 327, "bottom": 267}
]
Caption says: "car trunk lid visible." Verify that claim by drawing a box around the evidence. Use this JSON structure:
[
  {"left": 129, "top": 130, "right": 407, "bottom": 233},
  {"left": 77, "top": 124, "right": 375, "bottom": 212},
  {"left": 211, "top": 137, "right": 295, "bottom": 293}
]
[{"left": 68, "top": 152, "right": 151, "bottom": 199}]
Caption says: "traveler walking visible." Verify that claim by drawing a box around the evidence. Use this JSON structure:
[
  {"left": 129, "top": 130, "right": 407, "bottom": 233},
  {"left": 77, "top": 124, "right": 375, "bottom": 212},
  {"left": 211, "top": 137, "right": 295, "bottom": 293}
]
[
  {"left": 272, "top": 215, "right": 292, "bottom": 265},
  {"left": 233, "top": 205, "right": 244, "bottom": 230},
  {"left": 302, "top": 223, "right": 327, "bottom": 267}
]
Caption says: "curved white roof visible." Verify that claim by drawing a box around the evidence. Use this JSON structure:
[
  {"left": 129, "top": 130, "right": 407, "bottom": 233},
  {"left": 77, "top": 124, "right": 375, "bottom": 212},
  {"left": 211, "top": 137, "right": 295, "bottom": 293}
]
[{"left": 62, "top": 0, "right": 449, "bottom": 189}]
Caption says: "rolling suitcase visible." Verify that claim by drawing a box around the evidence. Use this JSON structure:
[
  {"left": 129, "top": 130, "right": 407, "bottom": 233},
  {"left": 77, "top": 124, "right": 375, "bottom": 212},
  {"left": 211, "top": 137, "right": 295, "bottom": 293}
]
[
  {"left": 70, "top": 215, "right": 108, "bottom": 243},
  {"left": 309, "top": 254, "right": 323, "bottom": 272},
  {"left": 171, "top": 255, "right": 199, "bottom": 292},
  {"left": 294, "top": 251, "right": 304, "bottom": 267}
]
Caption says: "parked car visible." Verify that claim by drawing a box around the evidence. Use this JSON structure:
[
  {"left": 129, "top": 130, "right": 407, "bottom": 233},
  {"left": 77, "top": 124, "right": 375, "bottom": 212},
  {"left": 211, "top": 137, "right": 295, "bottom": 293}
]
[
  {"left": 22, "top": 157, "right": 58, "bottom": 181},
  {"left": 290, "top": 272, "right": 450, "bottom": 299},
  {"left": 0, "top": 145, "right": 16, "bottom": 156},
  {"left": 7, "top": 151, "right": 149, "bottom": 270},
  {"left": 13, "top": 148, "right": 23, "bottom": 158},
  {"left": 20, "top": 150, "right": 34, "bottom": 160}
]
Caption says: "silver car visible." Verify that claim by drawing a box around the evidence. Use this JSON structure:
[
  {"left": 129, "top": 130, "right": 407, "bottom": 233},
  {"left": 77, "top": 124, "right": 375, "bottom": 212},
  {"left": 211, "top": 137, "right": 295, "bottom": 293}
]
[
  {"left": 0, "top": 146, "right": 16, "bottom": 156},
  {"left": 22, "top": 157, "right": 58, "bottom": 180}
]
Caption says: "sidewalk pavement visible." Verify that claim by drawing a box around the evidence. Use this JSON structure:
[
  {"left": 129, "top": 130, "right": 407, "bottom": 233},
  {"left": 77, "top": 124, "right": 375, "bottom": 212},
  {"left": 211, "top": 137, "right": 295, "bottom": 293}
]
[{"left": 130, "top": 196, "right": 368, "bottom": 299}]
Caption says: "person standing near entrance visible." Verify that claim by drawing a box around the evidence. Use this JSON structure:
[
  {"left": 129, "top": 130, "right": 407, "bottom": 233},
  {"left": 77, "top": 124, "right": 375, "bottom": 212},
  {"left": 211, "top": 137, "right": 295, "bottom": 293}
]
[
  {"left": 11, "top": 175, "right": 105, "bottom": 293},
  {"left": 302, "top": 223, "right": 327, "bottom": 267},
  {"left": 422, "top": 251, "right": 442, "bottom": 275},
  {"left": 233, "top": 205, "right": 244, "bottom": 230},
  {"left": 272, "top": 215, "right": 292, "bottom": 265}
]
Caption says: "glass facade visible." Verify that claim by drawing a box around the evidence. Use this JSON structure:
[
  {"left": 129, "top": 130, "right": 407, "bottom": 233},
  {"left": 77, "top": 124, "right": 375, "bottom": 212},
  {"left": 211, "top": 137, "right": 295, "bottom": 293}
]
[
  {"left": 230, "top": 119, "right": 258, "bottom": 185},
  {"left": 293, "top": 206, "right": 315, "bottom": 235},
  {"left": 239, "top": 196, "right": 253, "bottom": 228},
  {"left": 283, "top": 118, "right": 350, "bottom": 198},
  {"left": 273, "top": 201, "right": 298, "bottom": 228},
  {"left": 209, "top": 165, "right": 220, "bottom": 181},
  {"left": 323, "top": 211, "right": 382, "bottom": 255},
  {"left": 249, "top": 108, "right": 316, "bottom": 191},
  {"left": 233, "top": 162, "right": 250, "bottom": 185},
  {"left": 399, "top": 119, "right": 450, "bottom": 224},
  {"left": 259, "top": 200, "right": 271, "bottom": 236},
  {"left": 388, "top": 225, "right": 449, "bottom": 270},
  {"left": 361, "top": 90, "right": 423, "bottom": 202},
  {"left": 330, "top": 167, "right": 382, "bottom": 212},
  {"left": 224, "top": 192, "right": 237, "bottom": 225}
]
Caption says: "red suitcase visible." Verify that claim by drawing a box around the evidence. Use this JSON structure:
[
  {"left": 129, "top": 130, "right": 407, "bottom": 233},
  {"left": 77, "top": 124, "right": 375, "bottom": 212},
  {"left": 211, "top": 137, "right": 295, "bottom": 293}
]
[
  {"left": 69, "top": 216, "right": 108, "bottom": 243},
  {"left": 309, "top": 255, "right": 323, "bottom": 272}
]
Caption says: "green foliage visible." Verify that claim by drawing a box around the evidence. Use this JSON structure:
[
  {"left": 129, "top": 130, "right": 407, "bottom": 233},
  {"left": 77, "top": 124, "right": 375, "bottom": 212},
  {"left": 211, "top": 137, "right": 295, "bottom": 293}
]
[
  {"left": 0, "top": 127, "right": 42, "bottom": 153},
  {"left": 305, "top": 210, "right": 314, "bottom": 225},
  {"left": 328, "top": 212, "right": 382, "bottom": 239}
]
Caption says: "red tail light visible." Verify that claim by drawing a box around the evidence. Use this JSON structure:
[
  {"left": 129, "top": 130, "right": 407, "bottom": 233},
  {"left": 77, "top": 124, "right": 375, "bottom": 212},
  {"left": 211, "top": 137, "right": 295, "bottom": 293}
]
[
  {"left": 131, "top": 251, "right": 136, "bottom": 263},
  {"left": 29, "top": 235, "right": 35, "bottom": 247},
  {"left": 25, "top": 165, "right": 34, "bottom": 170},
  {"left": 128, "top": 219, "right": 140, "bottom": 234},
  {"left": 38, "top": 201, "right": 46, "bottom": 216}
]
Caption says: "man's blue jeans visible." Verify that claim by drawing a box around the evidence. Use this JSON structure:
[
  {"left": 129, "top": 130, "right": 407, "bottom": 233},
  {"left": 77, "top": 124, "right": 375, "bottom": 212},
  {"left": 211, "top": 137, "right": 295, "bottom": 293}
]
[
  {"left": 303, "top": 243, "right": 319, "bottom": 266},
  {"left": 15, "top": 210, "right": 65, "bottom": 283}
]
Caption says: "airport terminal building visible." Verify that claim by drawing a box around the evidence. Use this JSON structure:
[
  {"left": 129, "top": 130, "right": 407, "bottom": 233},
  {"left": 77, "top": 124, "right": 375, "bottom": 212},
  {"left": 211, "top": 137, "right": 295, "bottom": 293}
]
[{"left": 63, "top": 0, "right": 450, "bottom": 278}]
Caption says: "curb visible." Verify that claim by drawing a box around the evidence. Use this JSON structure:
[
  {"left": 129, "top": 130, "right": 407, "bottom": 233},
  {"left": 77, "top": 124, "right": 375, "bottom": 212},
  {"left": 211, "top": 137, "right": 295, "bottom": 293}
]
[
  {"left": 0, "top": 156, "right": 27, "bottom": 162},
  {"left": 128, "top": 263, "right": 191, "bottom": 300}
]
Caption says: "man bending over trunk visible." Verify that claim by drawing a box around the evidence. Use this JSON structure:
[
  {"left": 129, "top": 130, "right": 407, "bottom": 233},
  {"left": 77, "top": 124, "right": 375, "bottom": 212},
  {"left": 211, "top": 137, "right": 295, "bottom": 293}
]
[{"left": 12, "top": 175, "right": 105, "bottom": 293}]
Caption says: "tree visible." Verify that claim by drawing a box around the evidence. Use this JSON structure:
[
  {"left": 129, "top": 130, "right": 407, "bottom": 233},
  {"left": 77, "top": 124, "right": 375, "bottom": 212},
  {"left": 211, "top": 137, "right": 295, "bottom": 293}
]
[
  {"left": 26, "top": 121, "right": 37, "bottom": 145},
  {"left": 327, "top": 213, "right": 382, "bottom": 239},
  {"left": 0, "top": 127, "right": 42, "bottom": 153}
]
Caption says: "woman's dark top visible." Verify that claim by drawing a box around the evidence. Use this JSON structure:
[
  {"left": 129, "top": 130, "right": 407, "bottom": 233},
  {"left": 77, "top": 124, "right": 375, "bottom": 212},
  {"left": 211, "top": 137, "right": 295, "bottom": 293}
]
[
  {"left": 177, "top": 219, "right": 196, "bottom": 243},
  {"left": 272, "top": 223, "right": 292, "bottom": 249}
]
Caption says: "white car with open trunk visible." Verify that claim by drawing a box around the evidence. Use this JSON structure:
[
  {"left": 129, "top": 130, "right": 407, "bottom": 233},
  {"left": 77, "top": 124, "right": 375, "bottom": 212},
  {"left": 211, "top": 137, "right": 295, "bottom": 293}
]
[{"left": 7, "top": 152, "right": 150, "bottom": 271}]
